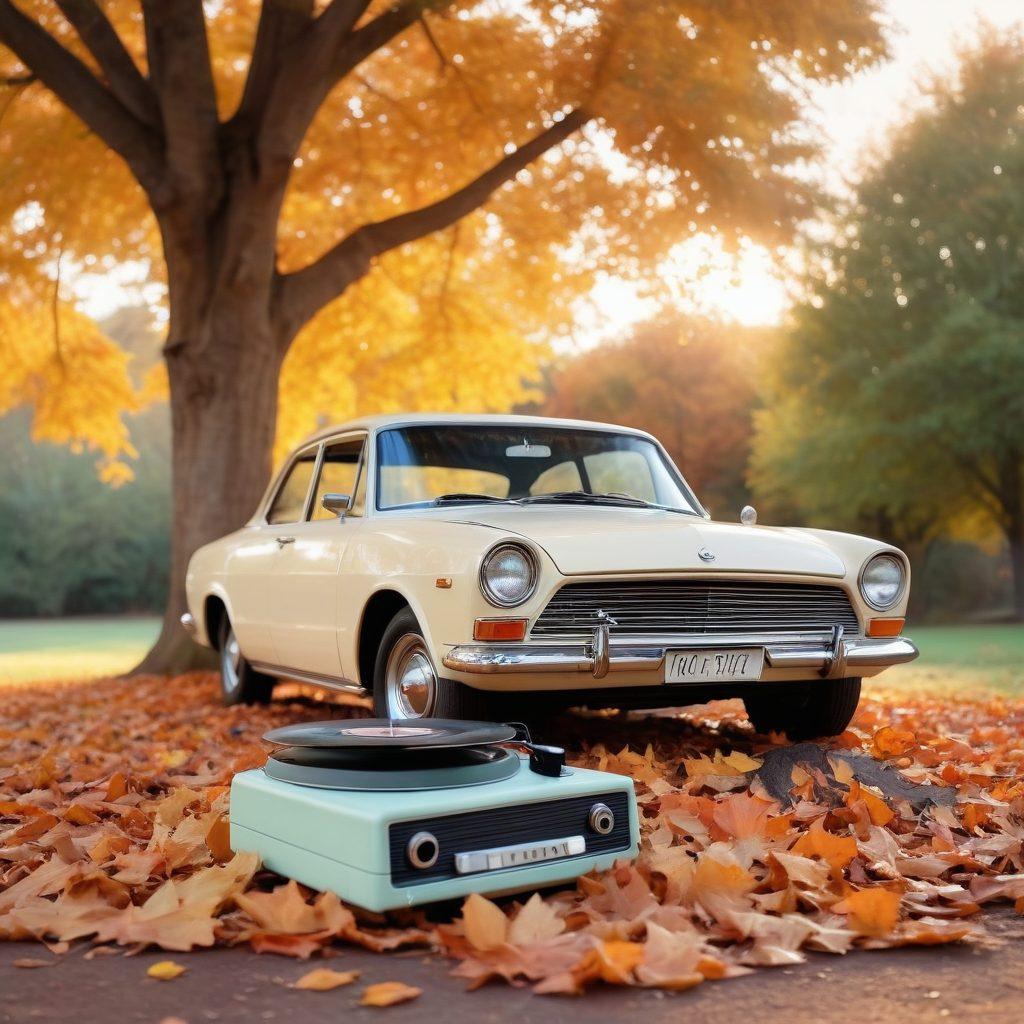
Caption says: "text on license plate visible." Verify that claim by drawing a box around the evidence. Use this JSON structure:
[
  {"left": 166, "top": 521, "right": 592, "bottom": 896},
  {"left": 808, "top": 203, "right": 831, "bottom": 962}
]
[{"left": 664, "top": 647, "right": 764, "bottom": 684}]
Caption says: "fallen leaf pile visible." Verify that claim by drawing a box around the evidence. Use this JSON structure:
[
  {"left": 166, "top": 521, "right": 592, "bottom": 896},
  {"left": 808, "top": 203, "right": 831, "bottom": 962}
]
[{"left": 2, "top": 672, "right": 1024, "bottom": 998}]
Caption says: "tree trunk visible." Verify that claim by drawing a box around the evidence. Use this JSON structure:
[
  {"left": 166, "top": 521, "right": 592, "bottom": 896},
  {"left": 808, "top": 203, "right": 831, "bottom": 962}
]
[
  {"left": 132, "top": 144, "right": 293, "bottom": 676},
  {"left": 995, "top": 455, "right": 1024, "bottom": 623},
  {"left": 134, "top": 300, "right": 285, "bottom": 674},
  {"left": 1009, "top": 523, "right": 1024, "bottom": 623}
]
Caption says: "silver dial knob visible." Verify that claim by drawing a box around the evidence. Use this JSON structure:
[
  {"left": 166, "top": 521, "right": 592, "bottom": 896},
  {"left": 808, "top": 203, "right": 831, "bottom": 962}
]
[
  {"left": 588, "top": 803, "right": 615, "bottom": 835},
  {"left": 406, "top": 831, "right": 439, "bottom": 869}
]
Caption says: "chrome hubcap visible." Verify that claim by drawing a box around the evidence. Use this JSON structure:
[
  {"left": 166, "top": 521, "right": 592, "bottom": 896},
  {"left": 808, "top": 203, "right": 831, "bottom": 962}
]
[
  {"left": 385, "top": 633, "right": 436, "bottom": 719},
  {"left": 221, "top": 626, "right": 242, "bottom": 695}
]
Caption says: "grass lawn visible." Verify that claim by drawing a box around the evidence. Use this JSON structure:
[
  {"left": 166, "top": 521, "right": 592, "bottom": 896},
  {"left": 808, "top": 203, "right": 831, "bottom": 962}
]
[
  {"left": 869, "top": 623, "right": 1024, "bottom": 699},
  {"left": 0, "top": 616, "right": 161, "bottom": 687},
  {"left": 0, "top": 616, "right": 1021, "bottom": 697}
]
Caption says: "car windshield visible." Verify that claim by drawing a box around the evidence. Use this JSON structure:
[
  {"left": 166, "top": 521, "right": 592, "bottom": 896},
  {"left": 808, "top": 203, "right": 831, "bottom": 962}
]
[{"left": 375, "top": 425, "right": 701, "bottom": 514}]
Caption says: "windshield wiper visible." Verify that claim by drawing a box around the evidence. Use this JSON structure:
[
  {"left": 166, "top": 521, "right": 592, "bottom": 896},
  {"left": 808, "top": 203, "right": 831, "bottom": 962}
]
[
  {"left": 432, "top": 493, "right": 515, "bottom": 505},
  {"left": 520, "top": 491, "right": 650, "bottom": 508},
  {"left": 519, "top": 491, "right": 696, "bottom": 514}
]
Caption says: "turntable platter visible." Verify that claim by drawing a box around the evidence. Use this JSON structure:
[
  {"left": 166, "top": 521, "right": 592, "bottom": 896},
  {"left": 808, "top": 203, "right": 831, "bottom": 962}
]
[
  {"left": 263, "top": 718, "right": 517, "bottom": 751},
  {"left": 264, "top": 743, "right": 520, "bottom": 791}
]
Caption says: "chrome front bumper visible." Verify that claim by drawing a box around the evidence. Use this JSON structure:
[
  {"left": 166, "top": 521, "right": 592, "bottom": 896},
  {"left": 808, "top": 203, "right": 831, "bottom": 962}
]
[{"left": 442, "top": 629, "right": 918, "bottom": 681}]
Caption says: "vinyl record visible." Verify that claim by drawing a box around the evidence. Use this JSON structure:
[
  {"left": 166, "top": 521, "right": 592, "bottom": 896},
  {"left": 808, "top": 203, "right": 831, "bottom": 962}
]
[{"left": 262, "top": 717, "right": 517, "bottom": 751}]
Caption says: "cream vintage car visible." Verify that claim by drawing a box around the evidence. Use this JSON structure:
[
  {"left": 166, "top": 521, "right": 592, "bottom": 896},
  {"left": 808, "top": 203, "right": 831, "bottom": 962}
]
[{"left": 182, "top": 413, "right": 917, "bottom": 739}]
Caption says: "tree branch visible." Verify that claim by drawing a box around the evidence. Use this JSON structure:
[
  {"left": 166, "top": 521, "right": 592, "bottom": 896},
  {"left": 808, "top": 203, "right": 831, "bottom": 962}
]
[
  {"left": 256, "top": 0, "right": 425, "bottom": 175},
  {"left": 0, "top": 0, "right": 165, "bottom": 195},
  {"left": 418, "top": 12, "right": 486, "bottom": 120},
  {"left": 231, "top": 0, "right": 316, "bottom": 133},
  {"left": 55, "top": 0, "right": 158, "bottom": 126},
  {"left": 141, "top": 0, "right": 219, "bottom": 202},
  {"left": 274, "top": 108, "right": 589, "bottom": 335}
]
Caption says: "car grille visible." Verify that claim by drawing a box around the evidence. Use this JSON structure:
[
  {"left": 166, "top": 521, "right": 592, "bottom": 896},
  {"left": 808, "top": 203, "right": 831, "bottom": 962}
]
[{"left": 530, "top": 579, "right": 861, "bottom": 639}]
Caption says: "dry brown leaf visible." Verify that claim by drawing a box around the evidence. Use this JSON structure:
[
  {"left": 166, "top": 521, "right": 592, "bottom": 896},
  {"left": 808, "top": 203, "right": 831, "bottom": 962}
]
[
  {"left": 360, "top": 981, "right": 423, "bottom": 1007},
  {"left": 292, "top": 967, "right": 361, "bottom": 990},
  {"left": 507, "top": 893, "right": 565, "bottom": 946},
  {"left": 461, "top": 893, "right": 508, "bottom": 951},
  {"left": 3, "top": 672, "right": 1021, "bottom": 1000}
]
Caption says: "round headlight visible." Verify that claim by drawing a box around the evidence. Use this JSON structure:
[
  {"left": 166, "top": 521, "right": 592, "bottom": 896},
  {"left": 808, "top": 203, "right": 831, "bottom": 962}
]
[
  {"left": 859, "top": 553, "right": 905, "bottom": 610},
  {"left": 480, "top": 543, "right": 537, "bottom": 607}
]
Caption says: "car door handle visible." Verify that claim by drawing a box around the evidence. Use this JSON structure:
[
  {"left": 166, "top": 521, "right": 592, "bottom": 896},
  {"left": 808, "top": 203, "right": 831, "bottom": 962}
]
[{"left": 275, "top": 536, "right": 296, "bottom": 547}]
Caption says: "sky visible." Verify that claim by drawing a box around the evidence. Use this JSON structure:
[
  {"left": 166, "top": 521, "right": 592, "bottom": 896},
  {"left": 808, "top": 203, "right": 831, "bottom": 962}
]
[
  {"left": 77, "top": 1, "right": 1024, "bottom": 331},
  {"left": 588, "top": 0, "right": 1024, "bottom": 335}
]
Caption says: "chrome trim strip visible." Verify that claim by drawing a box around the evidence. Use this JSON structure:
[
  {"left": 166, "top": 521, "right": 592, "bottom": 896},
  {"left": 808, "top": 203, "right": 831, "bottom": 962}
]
[
  {"left": 248, "top": 661, "right": 367, "bottom": 695},
  {"left": 441, "top": 637, "right": 919, "bottom": 676},
  {"left": 454, "top": 835, "right": 586, "bottom": 875}
]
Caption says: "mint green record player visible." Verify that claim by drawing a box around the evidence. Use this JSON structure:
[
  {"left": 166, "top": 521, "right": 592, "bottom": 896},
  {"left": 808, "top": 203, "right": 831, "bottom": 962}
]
[{"left": 229, "top": 718, "right": 639, "bottom": 912}]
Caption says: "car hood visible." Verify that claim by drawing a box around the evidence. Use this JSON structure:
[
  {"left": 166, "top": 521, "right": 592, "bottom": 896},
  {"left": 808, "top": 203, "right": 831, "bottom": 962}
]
[{"left": 436, "top": 505, "right": 847, "bottom": 577}]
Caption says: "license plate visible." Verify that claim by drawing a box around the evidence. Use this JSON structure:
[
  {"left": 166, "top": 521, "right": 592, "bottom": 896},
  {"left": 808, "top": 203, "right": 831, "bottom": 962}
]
[
  {"left": 664, "top": 647, "right": 764, "bottom": 684},
  {"left": 454, "top": 835, "right": 586, "bottom": 875}
]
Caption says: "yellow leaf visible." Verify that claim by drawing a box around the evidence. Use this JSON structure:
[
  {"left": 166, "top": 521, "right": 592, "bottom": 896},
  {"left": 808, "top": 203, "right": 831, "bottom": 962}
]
[
  {"left": 827, "top": 756, "right": 855, "bottom": 785},
  {"left": 461, "top": 893, "right": 507, "bottom": 951},
  {"left": 595, "top": 940, "right": 645, "bottom": 984},
  {"left": 694, "top": 850, "right": 756, "bottom": 895},
  {"left": 791, "top": 819, "right": 858, "bottom": 873},
  {"left": 292, "top": 968, "right": 360, "bottom": 991},
  {"left": 847, "top": 782, "right": 896, "bottom": 827},
  {"left": 360, "top": 982, "right": 422, "bottom": 1007},
  {"left": 147, "top": 960, "right": 186, "bottom": 981},
  {"left": 723, "top": 750, "right": 762, "bottom": 773},
  {"left": 832, "top": 888, "right": 901, "bottom": 937}
]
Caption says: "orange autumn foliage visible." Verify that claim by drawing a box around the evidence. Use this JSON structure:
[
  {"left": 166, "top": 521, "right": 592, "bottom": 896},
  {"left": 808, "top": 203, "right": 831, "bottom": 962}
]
[
  {"left": 4, "top": 673, "right": 1024, "bottom": 999},
  {"left": 0, "top": 1, "right": 889, "bottom": 478}
]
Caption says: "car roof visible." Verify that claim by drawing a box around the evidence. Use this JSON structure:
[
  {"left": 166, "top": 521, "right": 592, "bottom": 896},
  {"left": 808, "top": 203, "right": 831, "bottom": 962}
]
[{"left": 300, "top": 412, "right": 657, "bottom": 447}]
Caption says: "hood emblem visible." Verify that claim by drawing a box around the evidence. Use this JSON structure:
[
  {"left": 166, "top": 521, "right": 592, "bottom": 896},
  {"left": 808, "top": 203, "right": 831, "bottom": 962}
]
[{"left": 698, "top": 547, "right": 716, "bottom": 563}]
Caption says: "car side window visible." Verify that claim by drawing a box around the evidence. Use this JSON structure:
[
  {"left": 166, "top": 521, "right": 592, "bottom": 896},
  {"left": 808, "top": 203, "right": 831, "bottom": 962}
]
[
  {"left": 311, "top": 438, "right": 365, "bottom": 520},
  {"left": 266, "top": 451, "right": 317, "bottom": 525}
]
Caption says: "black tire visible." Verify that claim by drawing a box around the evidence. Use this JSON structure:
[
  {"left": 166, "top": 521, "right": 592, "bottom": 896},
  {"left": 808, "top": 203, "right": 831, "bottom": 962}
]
[
  {"left": 743, "top": 678, "right": 862, "bottom": 741},
  {"left": 217, "top": 616, "right": 275, "bottom": 706},
  {"left": 373, "top": 607, "right": 492, "bottom": 720}
]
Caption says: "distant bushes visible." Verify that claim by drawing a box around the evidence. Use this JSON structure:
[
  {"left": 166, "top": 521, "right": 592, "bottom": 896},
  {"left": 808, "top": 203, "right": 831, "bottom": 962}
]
[{"left": 0, "top": 409, "right": 170, "bottom": 618}]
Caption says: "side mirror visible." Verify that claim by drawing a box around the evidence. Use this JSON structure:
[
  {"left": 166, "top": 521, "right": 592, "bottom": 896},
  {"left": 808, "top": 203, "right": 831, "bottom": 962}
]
[{"left": 321, "top": 492, "right": 352, "bottom": 518}]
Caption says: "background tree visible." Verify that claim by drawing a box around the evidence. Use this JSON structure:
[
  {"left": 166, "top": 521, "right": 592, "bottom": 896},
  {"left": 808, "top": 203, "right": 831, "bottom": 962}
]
[
  {"left": 538, "top": 319, "right": 763, "bottom": 517},
  {"left": 0, "top": 307, "right": 169, "bottom": 617},
  {"left": 750, "top": 34, "right": 1024, "bottom": 618},
  {"left": 0, "top": 0, "right": 887, "bottom": 669}
]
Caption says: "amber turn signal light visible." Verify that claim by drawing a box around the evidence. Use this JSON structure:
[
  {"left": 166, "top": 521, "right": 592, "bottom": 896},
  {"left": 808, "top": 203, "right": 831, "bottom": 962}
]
[
  {"left": 867, "top": 617, "right": 904, "bottom": 638},
  {"left": 473, "top": 618, "right": 528, "bottom": 641}
]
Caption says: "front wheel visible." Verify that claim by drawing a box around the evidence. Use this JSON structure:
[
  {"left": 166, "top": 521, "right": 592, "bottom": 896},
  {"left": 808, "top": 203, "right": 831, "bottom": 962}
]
[
  {"left": 743, "top": 678, "right": 862, "bottom": 741},
  {"left": 218, "top": 617, "right": 275, "bottom": 706},
  {"left": 373, "top": 608, "right": 491, "bottom": 720}
]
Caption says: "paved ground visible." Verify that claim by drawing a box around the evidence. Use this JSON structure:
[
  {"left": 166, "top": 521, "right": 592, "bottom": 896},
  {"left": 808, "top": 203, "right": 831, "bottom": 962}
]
[{"left": 3, "top": 910, "right": 1023, "bottom": 1024}]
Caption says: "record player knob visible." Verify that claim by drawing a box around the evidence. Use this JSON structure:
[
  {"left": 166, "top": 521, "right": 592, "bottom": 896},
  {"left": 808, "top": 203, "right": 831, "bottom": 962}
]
[
  {"left": 588, "top": 803, "right": 615, "bottom": 836},
  {"left": 406, "top": 831, "right": 440, "bottom": 870}
]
